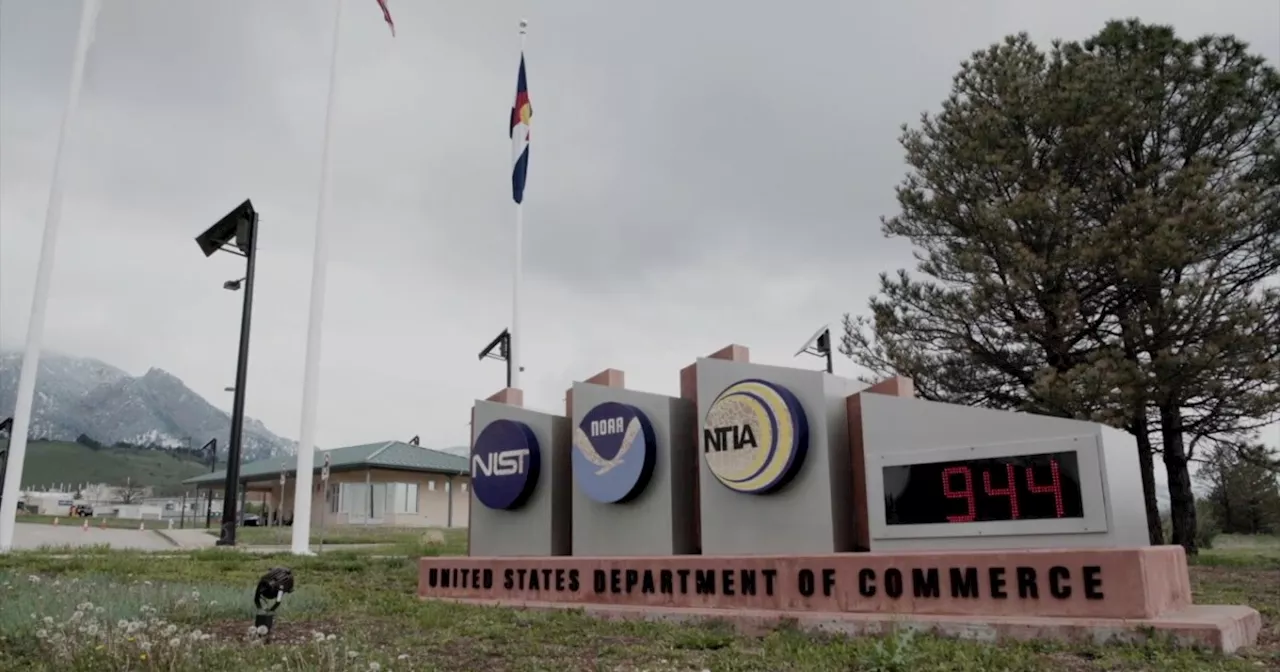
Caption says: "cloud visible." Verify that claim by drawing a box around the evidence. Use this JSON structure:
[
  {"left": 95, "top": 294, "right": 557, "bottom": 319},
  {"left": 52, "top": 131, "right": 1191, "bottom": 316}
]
[{"left": 2, "top": 0, "right": 1278, "bottom": 454}]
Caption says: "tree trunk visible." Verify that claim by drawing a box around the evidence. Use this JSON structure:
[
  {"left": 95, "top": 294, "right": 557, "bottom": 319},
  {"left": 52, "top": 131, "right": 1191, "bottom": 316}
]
[
  {"left": 1159, "top": 403, "right": 1198, "bottom": 555},
  {"left": 1128, "top": 419, "right": 1165, "bottom": 545}
]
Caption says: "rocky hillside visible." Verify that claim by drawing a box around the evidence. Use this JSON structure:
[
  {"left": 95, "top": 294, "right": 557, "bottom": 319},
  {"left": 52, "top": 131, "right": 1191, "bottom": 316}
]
[{"left": 0, "top": 351, "right": 294, "bottom": 460}]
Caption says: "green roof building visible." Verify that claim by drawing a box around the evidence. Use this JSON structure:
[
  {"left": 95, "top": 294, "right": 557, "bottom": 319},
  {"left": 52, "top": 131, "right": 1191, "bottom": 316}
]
[{"left": 185, "top": 440, "right": 471, "bottom": 529}]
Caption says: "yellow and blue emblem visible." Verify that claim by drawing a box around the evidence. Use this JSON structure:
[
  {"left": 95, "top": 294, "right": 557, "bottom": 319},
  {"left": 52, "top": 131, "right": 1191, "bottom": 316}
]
[{"left": 702, "top": 378, "right": 809, "bottom": 494}]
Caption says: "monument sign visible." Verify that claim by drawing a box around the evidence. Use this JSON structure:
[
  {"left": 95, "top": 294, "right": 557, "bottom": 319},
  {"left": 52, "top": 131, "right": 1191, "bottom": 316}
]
[{"left": 425, "top": 346, "right": 1261, "bottom": 653}]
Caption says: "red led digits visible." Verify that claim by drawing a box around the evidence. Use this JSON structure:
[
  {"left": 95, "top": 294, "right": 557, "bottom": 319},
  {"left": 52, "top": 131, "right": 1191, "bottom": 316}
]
[
  {"left": 941, "top": 466, "right": 976, "bottom": 522},
  {"left": 982, "top": 463, "right": 1020, "bottom": 520},
  {"left": 1025, "top": 457, "right": 1066, "bottom": 518}
]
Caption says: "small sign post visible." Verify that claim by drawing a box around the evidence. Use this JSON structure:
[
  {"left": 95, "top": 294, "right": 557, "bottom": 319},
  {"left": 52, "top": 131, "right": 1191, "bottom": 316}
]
[
  {"left": 319, "top": 453, "right": 331, "bottom": 553},
  {"left": 278, "top": 463, "right": 287, "bottom": 528}
]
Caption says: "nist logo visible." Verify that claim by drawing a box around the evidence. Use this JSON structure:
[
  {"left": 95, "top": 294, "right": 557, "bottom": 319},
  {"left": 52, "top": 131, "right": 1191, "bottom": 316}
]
[
  {"left": 702, "top": 379, "right": 809, "bottom": 495},
  {"left": 471, "top": 419, "right": 541, "bottom": 510},
  {"left": 472, "top": 448, "right": 532, "bottom": 477}
]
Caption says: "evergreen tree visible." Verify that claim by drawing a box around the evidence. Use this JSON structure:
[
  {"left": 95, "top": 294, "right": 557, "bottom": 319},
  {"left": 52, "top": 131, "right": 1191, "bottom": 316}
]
[{"left": 843, "top": 20, "right": 1280, "bottom": 554}]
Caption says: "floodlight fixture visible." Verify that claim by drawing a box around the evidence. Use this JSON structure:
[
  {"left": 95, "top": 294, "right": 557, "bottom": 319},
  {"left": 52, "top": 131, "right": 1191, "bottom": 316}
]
[
  {"left": 409, "top": 435, "right": 420, "bottom": 446},
  {"left": 224, "top": 277, "right": 246, "bottom": 291},
  {"left": 195, "top": 199, "right": 257, "bottom": 258},
  {"left": 479, "top": 328, "right": 514, "bottom": 388},
  {"left": 794, "top": 324, "right": 834, "bottom": 374}
]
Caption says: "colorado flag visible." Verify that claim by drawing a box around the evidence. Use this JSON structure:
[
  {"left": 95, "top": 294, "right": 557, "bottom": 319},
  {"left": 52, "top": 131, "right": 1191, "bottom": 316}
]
[{"left": 509, "top": 53, "right": 531, "bottom": 204}]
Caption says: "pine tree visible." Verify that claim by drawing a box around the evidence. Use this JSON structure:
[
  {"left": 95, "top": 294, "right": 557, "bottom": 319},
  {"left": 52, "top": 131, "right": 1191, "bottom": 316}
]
[{"left": 843, "top": 20, "right": 1280, "bottom": 554}]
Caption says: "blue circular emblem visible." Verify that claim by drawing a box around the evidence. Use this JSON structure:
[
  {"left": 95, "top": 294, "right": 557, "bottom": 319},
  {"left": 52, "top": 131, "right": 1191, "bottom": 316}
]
[
  {"left": 573, "top": 401, "right": 657, "bottom": 504},
  {"left": 471, "top": 419, "right": 540, "bottom": 510},
  {"left": 702, "top": 379, "right": 808, "bottom": 495}
]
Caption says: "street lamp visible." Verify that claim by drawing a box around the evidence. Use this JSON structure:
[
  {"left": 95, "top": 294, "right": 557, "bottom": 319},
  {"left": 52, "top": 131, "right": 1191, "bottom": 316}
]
[{"left": 195, "top": 199, "right": 259, "bottom": 547}]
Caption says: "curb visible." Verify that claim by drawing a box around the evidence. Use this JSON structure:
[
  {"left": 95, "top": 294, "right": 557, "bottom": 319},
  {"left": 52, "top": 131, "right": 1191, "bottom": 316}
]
[{"left": 152, "top": 529, "right": 182, "bottom": 548}]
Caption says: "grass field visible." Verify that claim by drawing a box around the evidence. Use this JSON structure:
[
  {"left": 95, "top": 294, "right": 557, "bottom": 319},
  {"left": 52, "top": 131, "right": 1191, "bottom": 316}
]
[
  {"left": 216, "top": 525, "right": 466, "bottom": 549},
  {"left": 0, "top": 535, "right": 1276, "bottom": 671},
  {"left": 2, "top": 439, "right": 209, "bottom": 495}
]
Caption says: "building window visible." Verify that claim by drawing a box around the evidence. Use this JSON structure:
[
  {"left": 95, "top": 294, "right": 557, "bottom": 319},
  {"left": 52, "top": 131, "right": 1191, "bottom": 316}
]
[
  {"left": 461, "top": 482, "right": 468, "bottom": 492},
  {"left": 389, "top": 483, "right": 418, "bottom": 514},
  {"left": 427, "top": 481, "right": 436, "bottom": 492},
  {"left": 327, "top": 484, "right": 341, "bottom": 514}
]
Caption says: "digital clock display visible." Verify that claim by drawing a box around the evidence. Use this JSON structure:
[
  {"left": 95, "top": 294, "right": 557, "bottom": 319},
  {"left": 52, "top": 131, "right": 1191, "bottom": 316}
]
[{"left": 883, "top": 451, "right": 1085, "bottom": 526}]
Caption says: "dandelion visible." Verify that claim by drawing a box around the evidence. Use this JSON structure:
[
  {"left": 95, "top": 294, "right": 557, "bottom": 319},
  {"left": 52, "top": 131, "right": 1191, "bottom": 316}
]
[
  {"left": 256, "top": 625, "right": 269, "bottom": 636},
  {"left": 42, "top": 617, "right": 53, "bottom": 625},
  {"left": 27, "top": 575, "right": 40, "bottom": 583},
  {"left": 189, "top": 629, "right": 203, "bottom": 641},
  {"left": 327, "top": 634, "right": 337, "bottom": 641},
  {"left": 168, "top": 637, "right": 181, "bottom": 648},
  {"left": 191, "top": 590, "right": 201, "bottom": 600},
  {"left": 313, "top": 631, "right": 326, "bottom": 641},
  {"left": 117, "top": 620, "right": 129, "bottom": 629},
  {"left": 398, "top": 654, "right": 409, "bottom": 660},
  {"left": 163, "top": 624, "right": 177, "bottom": 637},
  {"left": 71, "top": 611, "right": 84, "bottom": 621},
  {"left": 140, "top": 641, "right": 152, "bottom": 652},
  {"left": 369, "top": 663, "right": 382, "bottom": 671},
  {"left": 35, "top": 629, "right": 48, "bottom": 640},
  {"left": 347, "top": 650, "right": 360, "bottom": 659}
]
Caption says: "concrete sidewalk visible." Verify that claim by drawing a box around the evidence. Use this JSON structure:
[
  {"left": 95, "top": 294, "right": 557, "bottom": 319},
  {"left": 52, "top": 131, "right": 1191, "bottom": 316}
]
[
  {"left": 10, "top": 523, "right": 177, "bottom": 551},
  {"left": 154, "top": 528, "right": 219, "bottom": 550}
]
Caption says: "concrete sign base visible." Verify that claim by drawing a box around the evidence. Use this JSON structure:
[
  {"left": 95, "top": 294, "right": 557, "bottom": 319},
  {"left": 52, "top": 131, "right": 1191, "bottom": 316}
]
[{"left": 419, "top": 546, "right": 1260, "bottom": 653}]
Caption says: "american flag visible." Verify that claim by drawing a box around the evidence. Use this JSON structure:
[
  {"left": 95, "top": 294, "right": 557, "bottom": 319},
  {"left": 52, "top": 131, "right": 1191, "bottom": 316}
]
[{"left": 375, "top": 0, "right": 395, "bottom": 37}]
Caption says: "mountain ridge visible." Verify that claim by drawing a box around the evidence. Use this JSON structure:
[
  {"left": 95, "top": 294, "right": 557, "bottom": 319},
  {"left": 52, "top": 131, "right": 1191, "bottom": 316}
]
[{"left": 0, "top": 350, "right": 294, "bottom": 460}]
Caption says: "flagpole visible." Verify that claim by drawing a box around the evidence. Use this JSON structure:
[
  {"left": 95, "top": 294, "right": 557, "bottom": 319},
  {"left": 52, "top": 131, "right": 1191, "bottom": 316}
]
[
  {"left": 0, "top": 0, "right": 102, "bottom": 554},
  {"left": 290, "top": 0, "right": 346, "bottom": 556},
  {"left": 510, "top": 19, "right": 528, "bottom": 391}
]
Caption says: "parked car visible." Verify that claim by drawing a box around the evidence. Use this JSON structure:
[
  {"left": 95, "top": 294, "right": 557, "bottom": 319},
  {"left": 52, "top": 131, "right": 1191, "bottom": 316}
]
[
  {"left": 72, "top": 504, "right": 94, "bottom": 517},
  {"left": 242, "top": 513, "right": 261, "bottom": 527}
]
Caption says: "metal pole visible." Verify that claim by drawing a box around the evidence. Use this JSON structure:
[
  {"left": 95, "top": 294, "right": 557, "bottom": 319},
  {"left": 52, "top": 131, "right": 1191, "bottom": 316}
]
[
  {"left": 217, "top": 213, "right": 257, "bottom": 546},
  {"left": 446, "top": 474, "right": 454, "bottom": 528},
  {"left": 825, "top": 346, "right": 833, "bottom": 374},
  {"left": 505, "top": 334, "right": 512, "bottom": 388},
  {"left": 180, "top": 492, "right": 186, "bottom": 529}
]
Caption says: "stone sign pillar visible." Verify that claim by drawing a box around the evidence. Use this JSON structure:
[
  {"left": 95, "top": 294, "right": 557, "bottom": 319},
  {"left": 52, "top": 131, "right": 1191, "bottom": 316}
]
[
  {"left": 469, "top": 387, "right": 571, "bottom": 557},
  {"left": 567, "top": 369, "right": 698, "bottom": 556}
]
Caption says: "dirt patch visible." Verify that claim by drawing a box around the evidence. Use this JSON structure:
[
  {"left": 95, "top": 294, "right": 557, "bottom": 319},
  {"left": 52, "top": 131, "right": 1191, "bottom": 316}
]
[{"left": 201, "top": 618, "right": 348, "bottom": 646}]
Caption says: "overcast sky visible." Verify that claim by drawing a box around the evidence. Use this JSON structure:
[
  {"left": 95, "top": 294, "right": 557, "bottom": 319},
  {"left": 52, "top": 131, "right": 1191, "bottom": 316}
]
[{"left": 1, "top": 0, "right": 1277, "bottom": 454}]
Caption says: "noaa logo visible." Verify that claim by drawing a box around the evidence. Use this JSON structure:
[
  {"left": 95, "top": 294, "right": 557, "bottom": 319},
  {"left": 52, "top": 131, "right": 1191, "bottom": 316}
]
[
  {"left": 703, "top": 379, "right": 808, "bottom": 494},
  {"left": 573, "top": 401, "right": 656, "bottom": 504},
  {"left": 471, "top": 419, "right": 541, "bottom": 510}
]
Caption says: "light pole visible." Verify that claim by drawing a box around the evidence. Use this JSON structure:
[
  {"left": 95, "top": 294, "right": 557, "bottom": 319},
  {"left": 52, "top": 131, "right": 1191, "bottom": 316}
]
[
  {"left": 201, "top": 438, "right": 217, "bottom": 528},
  {"left": 195, "top": 199, "right": 259, "bottom": 547}
]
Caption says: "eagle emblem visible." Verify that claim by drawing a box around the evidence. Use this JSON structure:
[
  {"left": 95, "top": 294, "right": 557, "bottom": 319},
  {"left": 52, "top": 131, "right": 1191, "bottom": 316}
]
[{"left": 574, "top": 417, "right": 641, "bottom": 475}]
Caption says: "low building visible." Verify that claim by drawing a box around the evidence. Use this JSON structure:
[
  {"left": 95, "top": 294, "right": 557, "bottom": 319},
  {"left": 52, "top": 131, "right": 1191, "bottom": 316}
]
[{"left": 183, "top": 440, "right": 470, "bottom": 528}]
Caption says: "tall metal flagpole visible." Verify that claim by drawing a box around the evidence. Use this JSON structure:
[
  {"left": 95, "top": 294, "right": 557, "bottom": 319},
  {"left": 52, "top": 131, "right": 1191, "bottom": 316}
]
[
  {"left": 0, "top": 0, "right": 102, "bottom": 554},
  {"left": 290, "top": 0, "right": 346, "bottom": 555},
  {"left": 510, "top": 20, "right": 528, "bottom": 391}
]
